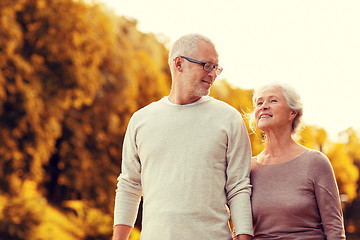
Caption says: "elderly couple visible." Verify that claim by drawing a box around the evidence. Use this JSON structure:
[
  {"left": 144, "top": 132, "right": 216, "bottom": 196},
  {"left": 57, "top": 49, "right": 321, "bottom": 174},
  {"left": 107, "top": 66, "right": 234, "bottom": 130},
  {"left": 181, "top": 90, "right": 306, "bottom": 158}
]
[{"left": 112, "top": 34, "right": 346, "bottom": 240}]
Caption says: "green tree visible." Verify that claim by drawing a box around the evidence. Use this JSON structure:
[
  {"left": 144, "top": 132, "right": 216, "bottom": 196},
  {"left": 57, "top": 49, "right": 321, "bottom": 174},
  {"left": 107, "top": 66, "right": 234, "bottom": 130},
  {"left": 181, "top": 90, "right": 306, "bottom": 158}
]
[
  {"left": 0, "top": 0, "right": 170, "bottom": 238},
  {"left": 44, "top": 17, "right": 171, "bottom": 213},
  {"left": 0, "top": 0, "right": 113, "bottom": 195},
  {"left": 1, "top": 0, "right": 359, "bottom": 239},
  {"left": 339, "top": 128, "right": 360, "bottom": 236}
]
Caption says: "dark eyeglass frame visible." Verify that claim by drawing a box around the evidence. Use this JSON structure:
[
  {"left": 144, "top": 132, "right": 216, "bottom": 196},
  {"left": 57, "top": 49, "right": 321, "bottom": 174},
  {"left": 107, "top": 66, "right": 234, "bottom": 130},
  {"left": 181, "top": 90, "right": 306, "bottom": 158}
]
[{"left": 178, "top": 56, "right": 223, "bottom": 75}]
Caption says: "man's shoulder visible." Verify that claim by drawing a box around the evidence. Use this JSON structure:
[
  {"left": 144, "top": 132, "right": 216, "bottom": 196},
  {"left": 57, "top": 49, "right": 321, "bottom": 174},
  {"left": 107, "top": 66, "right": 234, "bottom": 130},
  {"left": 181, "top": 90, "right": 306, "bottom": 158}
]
[
  {"left": 134, "top": 98, "right": 165, "bottom": 115},
  {"left": 210, "top": 98, "right": 242, "bottom": 115}
]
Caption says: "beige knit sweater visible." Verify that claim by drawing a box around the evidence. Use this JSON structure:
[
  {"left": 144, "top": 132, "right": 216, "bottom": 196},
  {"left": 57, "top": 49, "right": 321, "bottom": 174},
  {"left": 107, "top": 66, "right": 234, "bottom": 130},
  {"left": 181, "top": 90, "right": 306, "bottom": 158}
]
[{"left": 114, "top": 96, "right": 253, "bottom": 239}]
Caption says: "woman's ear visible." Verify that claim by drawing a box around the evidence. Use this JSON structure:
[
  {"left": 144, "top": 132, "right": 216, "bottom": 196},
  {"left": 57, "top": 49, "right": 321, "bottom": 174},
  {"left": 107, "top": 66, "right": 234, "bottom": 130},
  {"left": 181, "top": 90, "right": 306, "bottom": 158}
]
[{"left": 290, "top": 110, "right": 298, "bottom": 120}]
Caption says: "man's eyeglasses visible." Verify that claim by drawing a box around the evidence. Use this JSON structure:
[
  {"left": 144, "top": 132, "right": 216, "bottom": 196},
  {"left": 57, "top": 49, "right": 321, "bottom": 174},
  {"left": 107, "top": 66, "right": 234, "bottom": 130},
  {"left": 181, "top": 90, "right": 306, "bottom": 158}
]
[{"left": 179, "top": 56, "right": 223, "bottom": 75}]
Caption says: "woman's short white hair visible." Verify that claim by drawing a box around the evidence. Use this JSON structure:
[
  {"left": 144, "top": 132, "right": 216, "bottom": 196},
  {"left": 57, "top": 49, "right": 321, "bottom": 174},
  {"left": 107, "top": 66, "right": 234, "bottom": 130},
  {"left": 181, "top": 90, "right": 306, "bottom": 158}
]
[
  {"left": 250, "top": 83, "right": 303, "bottom": 134},
  {"left": 168, "top": 34, "right": 214, "bottom": 77}
]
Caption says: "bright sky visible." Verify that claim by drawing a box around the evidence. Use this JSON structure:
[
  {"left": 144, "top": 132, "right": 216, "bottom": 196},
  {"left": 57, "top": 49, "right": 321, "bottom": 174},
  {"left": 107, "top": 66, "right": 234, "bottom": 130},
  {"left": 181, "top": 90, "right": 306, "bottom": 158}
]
[{"left": 96, "top": 0, "right": 360, "bottom": 141}]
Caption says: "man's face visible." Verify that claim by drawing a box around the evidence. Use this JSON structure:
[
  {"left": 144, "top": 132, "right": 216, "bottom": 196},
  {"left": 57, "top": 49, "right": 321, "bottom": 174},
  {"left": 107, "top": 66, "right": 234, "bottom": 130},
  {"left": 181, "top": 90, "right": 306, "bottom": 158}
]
[{"left": 181, "top": 40, "right": 219, "bottom": 98}]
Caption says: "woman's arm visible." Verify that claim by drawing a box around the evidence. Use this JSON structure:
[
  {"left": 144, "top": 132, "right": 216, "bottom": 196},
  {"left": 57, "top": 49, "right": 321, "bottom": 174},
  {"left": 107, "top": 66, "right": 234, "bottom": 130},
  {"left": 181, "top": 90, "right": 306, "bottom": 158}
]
[{"left": 312, "top": 152, "right": 346, "bottom": 239}]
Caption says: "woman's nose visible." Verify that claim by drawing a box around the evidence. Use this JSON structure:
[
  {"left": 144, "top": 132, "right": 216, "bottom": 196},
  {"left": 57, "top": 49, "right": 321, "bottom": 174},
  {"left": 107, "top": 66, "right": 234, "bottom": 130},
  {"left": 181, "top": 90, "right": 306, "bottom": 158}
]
[{"left": 261, "top": 101, "right": 270, "bottom": 109}]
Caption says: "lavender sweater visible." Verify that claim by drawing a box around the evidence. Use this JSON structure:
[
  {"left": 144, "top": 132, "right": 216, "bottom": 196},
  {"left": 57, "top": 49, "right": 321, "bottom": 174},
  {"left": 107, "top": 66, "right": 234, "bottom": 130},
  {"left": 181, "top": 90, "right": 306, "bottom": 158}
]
[
  {"left": 251, "top": 149, "right": 346, "bottom": 239},
  {"left": 114, "top": 97, "right": 253, "bottom": 239}
]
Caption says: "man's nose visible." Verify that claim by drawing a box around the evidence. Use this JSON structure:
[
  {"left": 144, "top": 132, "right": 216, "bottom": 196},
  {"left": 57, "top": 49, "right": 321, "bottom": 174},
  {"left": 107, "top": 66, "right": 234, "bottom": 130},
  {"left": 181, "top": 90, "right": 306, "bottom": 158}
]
[{"left": 208, "top": 68, "right": 217, "bottom": 80}]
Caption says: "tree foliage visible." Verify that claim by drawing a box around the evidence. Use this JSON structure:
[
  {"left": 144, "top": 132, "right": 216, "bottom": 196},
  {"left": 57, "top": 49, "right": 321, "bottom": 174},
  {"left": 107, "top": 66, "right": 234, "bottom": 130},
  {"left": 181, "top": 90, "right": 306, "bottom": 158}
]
[
  {"left": 0, "top": 0, "right": 359, "bottom": 239},
  {"left": 0, "top": 0, "right": 170, "bottom": 238}
]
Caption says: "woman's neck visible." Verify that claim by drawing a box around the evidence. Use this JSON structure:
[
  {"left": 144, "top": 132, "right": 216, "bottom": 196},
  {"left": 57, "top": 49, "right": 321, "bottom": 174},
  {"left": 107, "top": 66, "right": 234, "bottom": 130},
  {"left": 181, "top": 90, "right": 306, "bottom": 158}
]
[{"left": 258, "top": 130, "right": 306, "bottom": 165}]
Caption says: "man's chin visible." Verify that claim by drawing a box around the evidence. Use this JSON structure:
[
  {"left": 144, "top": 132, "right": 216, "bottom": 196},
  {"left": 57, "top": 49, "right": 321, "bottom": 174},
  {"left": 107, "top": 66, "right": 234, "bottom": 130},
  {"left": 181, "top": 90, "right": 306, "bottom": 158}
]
[
  {"left": 201, "top": 87, "right": 211, "bottom": 96},
  {"left": 192, "top": 87, "right": 211, "bottom": 98}
]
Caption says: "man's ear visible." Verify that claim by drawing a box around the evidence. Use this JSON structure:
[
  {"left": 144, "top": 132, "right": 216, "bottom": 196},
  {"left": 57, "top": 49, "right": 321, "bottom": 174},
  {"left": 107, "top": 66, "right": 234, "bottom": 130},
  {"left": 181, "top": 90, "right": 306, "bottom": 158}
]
[{"left": 174, "top": 56, "right": 183, "bottom": 72}]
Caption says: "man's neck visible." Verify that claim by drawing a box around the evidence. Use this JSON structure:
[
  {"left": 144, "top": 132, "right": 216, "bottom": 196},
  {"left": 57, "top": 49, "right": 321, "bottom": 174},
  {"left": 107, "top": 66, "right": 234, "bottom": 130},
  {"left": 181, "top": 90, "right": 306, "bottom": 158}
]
[{"left": 168, "top": 92, "right": 202, "bottom": 105}]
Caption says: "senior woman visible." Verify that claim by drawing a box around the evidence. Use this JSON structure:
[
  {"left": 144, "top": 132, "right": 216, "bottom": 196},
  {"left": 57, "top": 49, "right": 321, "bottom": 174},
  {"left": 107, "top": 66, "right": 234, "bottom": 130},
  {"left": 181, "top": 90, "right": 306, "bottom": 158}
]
[{"left": 248, "top": 83, "right": 345, "bottom": 239}]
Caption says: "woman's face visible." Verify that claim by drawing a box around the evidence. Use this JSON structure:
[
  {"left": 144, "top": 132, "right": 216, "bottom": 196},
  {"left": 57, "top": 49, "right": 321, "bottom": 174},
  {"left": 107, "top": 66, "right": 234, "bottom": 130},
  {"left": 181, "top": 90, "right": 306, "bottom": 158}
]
[{"left": 254, "top": 86, "right": 296, "bottom": 133}]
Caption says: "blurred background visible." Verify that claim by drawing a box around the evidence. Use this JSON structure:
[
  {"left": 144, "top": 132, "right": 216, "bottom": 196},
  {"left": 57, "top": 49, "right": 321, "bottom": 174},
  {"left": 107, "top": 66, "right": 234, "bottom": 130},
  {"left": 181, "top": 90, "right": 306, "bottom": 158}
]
[{"left": 0, "top": 0, "right": 359, "bottom": 239}]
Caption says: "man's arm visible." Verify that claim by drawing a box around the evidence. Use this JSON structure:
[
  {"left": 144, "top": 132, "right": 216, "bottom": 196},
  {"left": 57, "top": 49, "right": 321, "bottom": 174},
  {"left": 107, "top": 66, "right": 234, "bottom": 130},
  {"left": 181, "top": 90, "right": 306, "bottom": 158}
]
[
  {"left": 112, "top": 224, "right": 133, "bottom": 240},
  {"left": 113, "top": 116, "right": 142, "bottom": 237},
  {"left": 226, "top": 113, "right": 253, "bottom": 237}
]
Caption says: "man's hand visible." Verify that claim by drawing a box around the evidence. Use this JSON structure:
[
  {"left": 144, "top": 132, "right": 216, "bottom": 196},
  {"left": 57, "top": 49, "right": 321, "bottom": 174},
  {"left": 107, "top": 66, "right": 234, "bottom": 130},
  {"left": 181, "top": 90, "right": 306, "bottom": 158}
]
[
  {"left": 233, "top": 234, "right": 252, "bottom": 240},
  {"left": 112, "top": 224, "right": 133, "bottom": 240}
]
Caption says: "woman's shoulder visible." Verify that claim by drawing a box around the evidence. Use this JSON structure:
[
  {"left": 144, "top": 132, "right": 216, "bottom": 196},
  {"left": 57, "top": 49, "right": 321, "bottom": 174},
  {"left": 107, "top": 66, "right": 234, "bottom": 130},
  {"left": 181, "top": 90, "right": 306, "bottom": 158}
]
[
  {"left": 303, "top": 148, "right": 331, "bottom": 165},
  {"left": 302, "top": 148, "right": 334, "bottom": 176}
]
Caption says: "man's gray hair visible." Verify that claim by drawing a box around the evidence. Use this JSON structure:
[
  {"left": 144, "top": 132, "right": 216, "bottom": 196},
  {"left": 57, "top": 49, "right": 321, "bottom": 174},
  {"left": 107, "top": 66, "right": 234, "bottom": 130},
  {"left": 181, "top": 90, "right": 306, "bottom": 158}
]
[{"left": 168, "top": 34, "right": 214, "bottom": 77}]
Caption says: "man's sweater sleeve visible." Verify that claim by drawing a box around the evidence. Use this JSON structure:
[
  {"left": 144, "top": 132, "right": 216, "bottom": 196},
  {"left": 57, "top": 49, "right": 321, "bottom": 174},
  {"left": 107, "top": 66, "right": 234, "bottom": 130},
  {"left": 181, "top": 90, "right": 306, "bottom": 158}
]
[
  {"left": 226, "top": 114, "right": 253, "bottom": 236},
  {"left": 114, "top": 116, "right": 142, "bottom": 227}
]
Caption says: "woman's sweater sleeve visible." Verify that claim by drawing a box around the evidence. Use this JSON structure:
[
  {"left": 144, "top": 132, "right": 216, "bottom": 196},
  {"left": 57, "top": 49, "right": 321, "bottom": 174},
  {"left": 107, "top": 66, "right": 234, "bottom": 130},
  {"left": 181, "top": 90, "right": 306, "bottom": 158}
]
[{"left": 310, "top": 151, "right": 346, "bottom": 239}]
